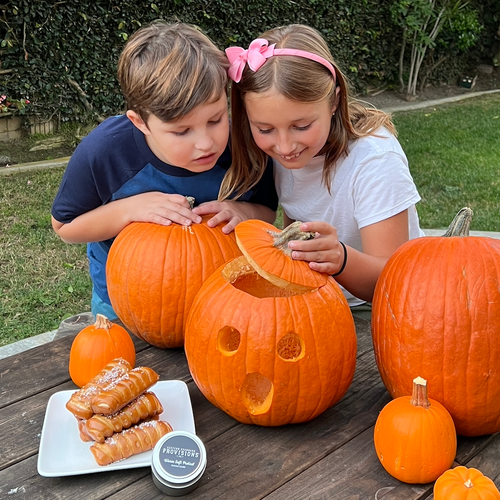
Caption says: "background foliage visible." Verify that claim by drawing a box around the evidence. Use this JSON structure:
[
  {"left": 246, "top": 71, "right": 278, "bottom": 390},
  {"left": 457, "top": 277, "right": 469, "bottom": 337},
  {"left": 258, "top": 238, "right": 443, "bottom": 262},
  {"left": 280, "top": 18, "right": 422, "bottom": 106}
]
[{"left": 0, "top": 0, "right": 498, "bottom": 123}]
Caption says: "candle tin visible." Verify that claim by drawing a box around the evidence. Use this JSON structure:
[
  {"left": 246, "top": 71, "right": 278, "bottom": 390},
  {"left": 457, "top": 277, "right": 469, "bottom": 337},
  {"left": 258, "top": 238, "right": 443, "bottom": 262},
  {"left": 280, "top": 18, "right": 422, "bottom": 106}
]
[{"left": 151, "top": 430, "right": 207, "bottom": 496}]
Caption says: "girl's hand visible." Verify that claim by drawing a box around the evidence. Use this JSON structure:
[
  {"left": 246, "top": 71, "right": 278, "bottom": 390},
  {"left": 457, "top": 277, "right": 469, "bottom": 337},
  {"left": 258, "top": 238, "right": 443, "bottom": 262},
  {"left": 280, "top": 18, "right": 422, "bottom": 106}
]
[
  {"left": 192, "top": 201, "right": 246, "bottom": 234},
  {"left": 287, "top": 221, "right": 345, "bottom": 275},
  {"left": 128, "top": 192, "right": 202, "bottom": 226}
]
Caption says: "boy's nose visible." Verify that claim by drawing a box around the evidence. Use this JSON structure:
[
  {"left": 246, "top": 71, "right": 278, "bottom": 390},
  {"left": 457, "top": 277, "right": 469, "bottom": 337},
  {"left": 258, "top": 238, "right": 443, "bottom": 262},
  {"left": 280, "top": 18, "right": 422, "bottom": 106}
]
[{"left": 195, "top": 133, "right": 214, "bottom": 151}]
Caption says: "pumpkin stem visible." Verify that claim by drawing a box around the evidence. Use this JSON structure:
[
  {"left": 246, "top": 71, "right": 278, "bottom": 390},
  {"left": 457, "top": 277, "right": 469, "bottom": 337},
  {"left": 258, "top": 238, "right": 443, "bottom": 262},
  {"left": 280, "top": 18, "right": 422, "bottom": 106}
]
[
  {"left": 186, "top": 196, "right": 195, "bottom": 209},
  {"left": 443, "top": 207, "right": 473, "bottom": 237},
  {"left": 410, "top": 376, "right": 431, "bottom": 409},
  {"left": 464, "top": 479, "right": 474, "bottom": 488},
  {"left": 94, "top": 314, "right": 112, "bottom": 332},
  {"left": 268, "top": 221, "right": 315, "bottom": 257}
]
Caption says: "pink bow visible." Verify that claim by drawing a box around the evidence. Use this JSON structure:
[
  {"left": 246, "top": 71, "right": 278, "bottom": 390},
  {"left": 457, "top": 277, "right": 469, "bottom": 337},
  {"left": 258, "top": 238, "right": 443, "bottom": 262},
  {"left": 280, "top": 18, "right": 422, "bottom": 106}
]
[{"left": 226, "top": 39, "right": 276, "bottom": 83}]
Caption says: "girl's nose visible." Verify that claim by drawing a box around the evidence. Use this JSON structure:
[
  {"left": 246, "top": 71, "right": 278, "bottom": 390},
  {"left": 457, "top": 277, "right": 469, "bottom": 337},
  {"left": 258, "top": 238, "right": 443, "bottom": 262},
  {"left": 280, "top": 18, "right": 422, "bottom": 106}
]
[{"left": 275, "top": 134, "right": 297, "bottom": 156}]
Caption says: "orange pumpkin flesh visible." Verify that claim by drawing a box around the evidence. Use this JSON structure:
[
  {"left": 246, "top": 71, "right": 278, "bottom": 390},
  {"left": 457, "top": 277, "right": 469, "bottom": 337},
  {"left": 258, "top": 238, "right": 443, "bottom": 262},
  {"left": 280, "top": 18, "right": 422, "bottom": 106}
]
[
  {"left": 106, "top": 216, "right": 241, "bottom": 349},
  {"left": 235, "top": 219, "right": 328, "bottom": 291},
  {"left": 69, "top": 314, "right": 136, "bottom": 388},
  {"left": 185, "top": 221, "right": 356, "bottom": 426},
  {"left": 434, "top": 466, "right": 500, "bottom": 499},
  {"left": 374, "top": 377, "right": 457, "bottom": 484},
  {"left": 372, "top": 208, "right": 500, "bottom": 436}
]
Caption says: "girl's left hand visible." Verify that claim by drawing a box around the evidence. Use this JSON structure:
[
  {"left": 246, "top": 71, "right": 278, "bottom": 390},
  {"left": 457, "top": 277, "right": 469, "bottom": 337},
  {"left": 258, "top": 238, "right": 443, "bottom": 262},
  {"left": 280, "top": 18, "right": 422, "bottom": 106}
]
[{"left": 287, "top": 221, "right": 345, "bottom": 275}]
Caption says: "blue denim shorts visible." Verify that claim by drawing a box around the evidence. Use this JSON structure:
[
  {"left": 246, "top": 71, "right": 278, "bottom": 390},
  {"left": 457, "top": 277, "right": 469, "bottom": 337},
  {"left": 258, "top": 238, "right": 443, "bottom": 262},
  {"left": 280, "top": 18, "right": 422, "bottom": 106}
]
[{"left": 91, "top": 287, "right": 118, "bottom": 321}]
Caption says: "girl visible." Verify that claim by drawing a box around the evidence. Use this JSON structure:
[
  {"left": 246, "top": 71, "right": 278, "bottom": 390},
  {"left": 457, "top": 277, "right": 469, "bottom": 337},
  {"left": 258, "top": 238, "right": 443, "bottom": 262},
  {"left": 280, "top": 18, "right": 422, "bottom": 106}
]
[{"left": 222, "top": 24, "right": 424, "bottom": 308}]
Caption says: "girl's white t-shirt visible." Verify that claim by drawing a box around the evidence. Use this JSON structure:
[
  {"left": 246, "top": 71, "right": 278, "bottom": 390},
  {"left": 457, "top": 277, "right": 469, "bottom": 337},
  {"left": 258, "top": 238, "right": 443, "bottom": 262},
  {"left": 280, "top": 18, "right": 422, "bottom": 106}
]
[{"left": 274, "top": 127, "right": 424, "bottom": 306}]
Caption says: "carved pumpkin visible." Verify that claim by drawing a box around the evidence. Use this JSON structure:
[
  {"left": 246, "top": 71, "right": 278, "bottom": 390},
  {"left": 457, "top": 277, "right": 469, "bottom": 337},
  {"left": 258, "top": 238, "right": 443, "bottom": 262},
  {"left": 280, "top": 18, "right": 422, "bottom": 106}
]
[
  {"left": 106, "top": 217, "right": 241, "bottom": 349},
  {"left": 185, "top": 220, "right": 357, "bottom": 426},
  {"left": 69, "top": 314, "right": 136, "bottom": 387},
  {"left": 372, "top": 208, "right": 500, "bottom": 436},
  {"left": 434, "top": 466, "right": 500, "bottom": 499},
  {"left": 374, "top": 376, "right": 456, "bottom": 484}
]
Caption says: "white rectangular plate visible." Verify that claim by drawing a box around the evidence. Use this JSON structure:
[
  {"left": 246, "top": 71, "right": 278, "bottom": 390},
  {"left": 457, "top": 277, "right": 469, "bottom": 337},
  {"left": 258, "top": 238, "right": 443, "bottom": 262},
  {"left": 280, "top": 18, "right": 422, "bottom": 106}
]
[{"left": 37, "top": 380, "right": 195, "bottom": 477}]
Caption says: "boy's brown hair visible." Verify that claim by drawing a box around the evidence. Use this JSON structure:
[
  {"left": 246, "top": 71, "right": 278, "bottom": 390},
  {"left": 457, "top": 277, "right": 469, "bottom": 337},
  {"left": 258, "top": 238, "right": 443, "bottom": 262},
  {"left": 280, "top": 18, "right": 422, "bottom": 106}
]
[{"left": 117, "top": 21, "right": 229, "bottom": 124}]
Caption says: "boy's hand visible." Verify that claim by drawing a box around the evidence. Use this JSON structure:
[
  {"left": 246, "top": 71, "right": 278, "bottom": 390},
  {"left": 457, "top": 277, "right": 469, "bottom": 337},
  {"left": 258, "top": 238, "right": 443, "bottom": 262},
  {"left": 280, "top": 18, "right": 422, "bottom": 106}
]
[
  {"left": 130, "top": 192, "right": 202, "bottom": 226},
  {"left": 286, "top": 221, "right": 345, "bottom": 275}
]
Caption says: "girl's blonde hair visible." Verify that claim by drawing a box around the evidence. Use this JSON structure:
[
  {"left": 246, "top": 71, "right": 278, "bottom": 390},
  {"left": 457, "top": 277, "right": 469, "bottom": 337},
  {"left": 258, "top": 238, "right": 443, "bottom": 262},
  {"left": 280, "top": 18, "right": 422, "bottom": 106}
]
[
  {"left": 117, "top": 21, "right": 229, "bottom": 124},
  {"left": 221, "top": 24, "right": 395, "bottom": 200}
]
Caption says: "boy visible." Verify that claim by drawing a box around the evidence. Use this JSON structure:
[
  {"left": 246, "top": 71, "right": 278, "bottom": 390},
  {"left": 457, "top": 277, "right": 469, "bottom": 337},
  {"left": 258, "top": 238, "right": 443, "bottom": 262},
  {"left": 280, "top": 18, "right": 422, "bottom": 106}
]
[{"left": 51, "top": 21, "right": 277, "bottom": 320}]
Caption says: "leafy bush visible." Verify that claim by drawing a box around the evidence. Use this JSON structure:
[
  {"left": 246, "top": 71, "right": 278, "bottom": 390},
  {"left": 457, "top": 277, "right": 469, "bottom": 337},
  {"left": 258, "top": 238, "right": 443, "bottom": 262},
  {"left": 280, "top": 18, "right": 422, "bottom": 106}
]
[{"left": 0, "top": 0, "right": 496, "bottom": 123}]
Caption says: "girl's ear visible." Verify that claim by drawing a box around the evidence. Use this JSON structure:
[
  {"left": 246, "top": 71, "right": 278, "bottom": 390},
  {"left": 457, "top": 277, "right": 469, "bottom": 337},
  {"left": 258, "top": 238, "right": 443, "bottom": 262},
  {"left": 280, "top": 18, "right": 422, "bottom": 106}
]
[{"left": 126, "top": 110, "right": 150, "bottom": 135}]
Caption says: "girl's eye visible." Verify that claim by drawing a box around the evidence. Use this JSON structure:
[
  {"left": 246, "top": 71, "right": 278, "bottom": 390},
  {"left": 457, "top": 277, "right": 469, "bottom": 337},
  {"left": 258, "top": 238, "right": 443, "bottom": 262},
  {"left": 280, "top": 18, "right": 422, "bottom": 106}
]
[
  {"left": 295, "top": 124, "right": 311, "bottom": 131},
  {"left": 209, "top": 117, "right": 222, "bottom": 125},
  {"left": 258, "top": 128, "right": 273, "bottom": 135}
]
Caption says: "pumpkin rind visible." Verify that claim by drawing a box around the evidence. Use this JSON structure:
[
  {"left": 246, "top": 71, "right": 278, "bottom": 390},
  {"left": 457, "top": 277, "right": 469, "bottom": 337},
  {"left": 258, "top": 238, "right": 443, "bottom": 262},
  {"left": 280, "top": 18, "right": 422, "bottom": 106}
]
[
  {"left": 184, "top": 255, "right": 356, "bottom": 426},
  {"left": 372, "top": 234, "right": 500, "bottom": 436},
  {"left": 69, "top": 315, "right": 136, "bottom": 388},
  {"left": 235, "top": 219, "right": 328, "bottom": 290},
  {"left": 106, "top": 217, "right": 241, "bottom": 349},
  {"left": 434, "top": 466, "right": 500, "bottom": 499},
  {"left": 374, "top": 377, "right": 457, "bottom": 484}
]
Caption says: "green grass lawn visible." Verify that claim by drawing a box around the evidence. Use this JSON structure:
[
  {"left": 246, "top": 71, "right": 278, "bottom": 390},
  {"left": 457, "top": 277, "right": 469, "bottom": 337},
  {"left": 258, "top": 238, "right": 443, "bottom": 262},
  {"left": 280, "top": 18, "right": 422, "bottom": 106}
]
[
  {"left": 1, "top": 93, "right": 499, "bottom": 346},
  {"left": 394, "top": 93, "right": 500, "bottom": 231}
]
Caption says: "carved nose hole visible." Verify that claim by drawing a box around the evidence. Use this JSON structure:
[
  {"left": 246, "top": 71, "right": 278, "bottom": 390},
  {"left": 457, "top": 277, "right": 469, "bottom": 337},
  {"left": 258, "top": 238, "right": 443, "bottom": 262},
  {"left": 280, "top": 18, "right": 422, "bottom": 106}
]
[{"left": 241, "top": 372, "right": 274, "bottom": 415}]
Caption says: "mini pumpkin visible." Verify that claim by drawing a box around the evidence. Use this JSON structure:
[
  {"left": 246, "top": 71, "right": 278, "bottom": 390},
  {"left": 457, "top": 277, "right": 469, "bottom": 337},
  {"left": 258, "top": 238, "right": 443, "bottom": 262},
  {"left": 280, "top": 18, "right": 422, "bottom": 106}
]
[
  {"left": 185, "top": 220, "right": 357, "bottom": 426},
  {"left": 372, "top": 208, "right": 500, "bottom": 436},
  {"left": 69, "top": 314, "right": 136, "bottom": 387},
  {"left": 106, "top": 216, "right": 241, "bottom": 348},
  {"left": 374, "top": 376, "right": 457, "bottom": 484},
  {"left": 434, "top": 466, "right": 500, "bottom": 499}
]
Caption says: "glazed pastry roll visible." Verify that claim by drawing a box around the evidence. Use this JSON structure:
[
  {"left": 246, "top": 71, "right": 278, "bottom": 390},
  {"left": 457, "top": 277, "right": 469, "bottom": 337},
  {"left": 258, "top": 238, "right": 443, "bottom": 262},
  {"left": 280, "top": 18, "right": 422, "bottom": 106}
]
[
  {"left": 66, "top": 358, "right": 132, "bottom": 419},
  {"left": 90, "top": 420, "right": 173, "bottom": 466},
  {"left": 83, "top": 392, "right": 163, "bottom": 443},
  {"left": 91, "top": 366, "right": 160, "bottom": 415}
]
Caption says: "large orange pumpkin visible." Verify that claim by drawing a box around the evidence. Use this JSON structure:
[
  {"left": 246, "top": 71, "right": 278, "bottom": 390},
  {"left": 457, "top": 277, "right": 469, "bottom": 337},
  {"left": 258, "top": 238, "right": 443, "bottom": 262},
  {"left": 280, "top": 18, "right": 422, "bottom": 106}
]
[
  {"left": 374, "top": 376, "right": 457, "bottom": 484},
  {"left": 69, "top": 314, "right": 136, "bottom": 387},
  {"left": 106, "top": 216, "right": 241, "bottom": 349},
  {"left": 372, "top": 208, "right": 500, "bottom": 436},
  {"left": 434, "top": 466, "right": 500, "bottom": 499},
  {"left": 185, "top": 220, "right": 357, "bottom": 426}
]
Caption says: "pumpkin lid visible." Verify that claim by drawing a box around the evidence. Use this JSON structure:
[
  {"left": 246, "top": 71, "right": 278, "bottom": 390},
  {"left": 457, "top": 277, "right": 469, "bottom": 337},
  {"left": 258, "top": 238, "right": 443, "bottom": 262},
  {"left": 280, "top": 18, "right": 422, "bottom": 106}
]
[{"left": 234, "top": 219, "right": 328, "bottom": 291}]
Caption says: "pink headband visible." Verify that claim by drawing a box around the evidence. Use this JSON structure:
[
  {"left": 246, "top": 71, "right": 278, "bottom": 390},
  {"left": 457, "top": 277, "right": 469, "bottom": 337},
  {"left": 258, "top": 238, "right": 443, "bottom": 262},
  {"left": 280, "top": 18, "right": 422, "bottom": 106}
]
[{"left": 226, "top": 38, "right": 337, "bottom": 83}]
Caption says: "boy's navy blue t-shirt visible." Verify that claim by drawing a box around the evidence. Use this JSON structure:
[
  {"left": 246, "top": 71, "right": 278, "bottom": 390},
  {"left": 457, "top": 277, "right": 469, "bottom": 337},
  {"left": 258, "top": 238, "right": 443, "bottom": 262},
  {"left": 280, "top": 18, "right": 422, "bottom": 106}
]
[{"left": 52, "top": 114, "right": 278, "bottom": 305}]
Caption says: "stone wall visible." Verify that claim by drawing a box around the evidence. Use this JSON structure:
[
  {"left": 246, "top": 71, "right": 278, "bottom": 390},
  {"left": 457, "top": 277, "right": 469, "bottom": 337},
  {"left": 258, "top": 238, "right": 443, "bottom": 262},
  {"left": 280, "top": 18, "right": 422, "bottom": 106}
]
[{"left": 0, "top": 114, "right": 55, "bottom": 141}]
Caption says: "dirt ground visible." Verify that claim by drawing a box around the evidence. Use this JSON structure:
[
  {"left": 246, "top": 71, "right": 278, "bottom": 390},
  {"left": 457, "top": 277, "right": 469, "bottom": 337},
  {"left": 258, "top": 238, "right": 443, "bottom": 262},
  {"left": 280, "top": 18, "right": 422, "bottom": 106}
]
[
  {"left": 358, "top": 70, "right": 500, "bottom": 110},
  {"left": 0, "top": 69, "right": 499, "bottom": 167}
]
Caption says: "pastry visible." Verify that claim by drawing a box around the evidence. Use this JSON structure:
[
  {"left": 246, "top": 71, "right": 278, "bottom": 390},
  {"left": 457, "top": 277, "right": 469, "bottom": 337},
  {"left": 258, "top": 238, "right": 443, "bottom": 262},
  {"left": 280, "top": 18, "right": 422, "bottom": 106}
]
[{"left": 89, "top": 420, "right": 173, "bottom": 466}]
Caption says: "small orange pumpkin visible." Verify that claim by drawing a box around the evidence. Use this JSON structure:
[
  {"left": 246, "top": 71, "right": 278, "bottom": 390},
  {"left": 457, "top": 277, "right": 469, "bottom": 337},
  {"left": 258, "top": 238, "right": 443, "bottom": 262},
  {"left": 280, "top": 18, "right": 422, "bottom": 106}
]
[
  {"left": 434, "top": 466, "right": 500, "bottom": 499},
  {"left": 185, "top": 220, "right": 356, "bottom": 426},
  {"left": 374, "top": 376, "right": 457, "bottom": 484},
  {"left": 106, "top": 216, "right": 241, "bottom": 348},
  {"left": 69, "top": 314, "right": 136, "bottom": 387}
]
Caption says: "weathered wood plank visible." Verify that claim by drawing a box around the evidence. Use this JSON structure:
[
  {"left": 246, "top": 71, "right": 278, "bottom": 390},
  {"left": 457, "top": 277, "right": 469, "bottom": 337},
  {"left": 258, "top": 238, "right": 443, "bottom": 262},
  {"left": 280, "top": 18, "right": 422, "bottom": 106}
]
[
  {"left": 0, "top": 347, "right": 195, "bottom": 471},
  {"left": 263, "top": 426, "right": 434, "bottom": 500},
  {"left": 106, "top": 349, "right": 391, "bottom": 500},
  {"left": 0, "top": 332, "right": 149, "bottom": 409}
]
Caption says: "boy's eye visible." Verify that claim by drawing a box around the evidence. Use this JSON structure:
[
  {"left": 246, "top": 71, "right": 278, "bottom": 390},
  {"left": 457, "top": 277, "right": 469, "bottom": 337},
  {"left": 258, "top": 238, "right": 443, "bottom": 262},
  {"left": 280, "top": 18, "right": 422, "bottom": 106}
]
[{"left": 173, "top": 129, "right": 189, "bottom": 136}]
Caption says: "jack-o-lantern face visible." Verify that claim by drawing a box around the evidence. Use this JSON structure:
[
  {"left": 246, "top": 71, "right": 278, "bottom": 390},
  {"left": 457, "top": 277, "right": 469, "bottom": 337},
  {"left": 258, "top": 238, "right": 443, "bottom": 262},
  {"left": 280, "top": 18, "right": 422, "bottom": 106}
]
[{"left": 185, "top": 221, "right": 357, "bottom": 426}]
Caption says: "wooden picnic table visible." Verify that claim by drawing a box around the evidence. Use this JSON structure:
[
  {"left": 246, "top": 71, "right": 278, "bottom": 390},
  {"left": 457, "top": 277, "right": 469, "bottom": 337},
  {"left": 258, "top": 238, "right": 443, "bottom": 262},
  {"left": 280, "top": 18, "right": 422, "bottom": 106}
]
[{"left": 1, "top": 316, "right": 499, "bottom": 499}]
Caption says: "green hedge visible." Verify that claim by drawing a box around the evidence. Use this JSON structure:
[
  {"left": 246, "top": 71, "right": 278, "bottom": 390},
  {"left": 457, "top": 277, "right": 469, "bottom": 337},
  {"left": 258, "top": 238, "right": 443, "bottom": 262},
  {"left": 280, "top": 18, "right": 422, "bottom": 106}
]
[{"left": 0, "top": 0, "right": 497, "bottom": 123}]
